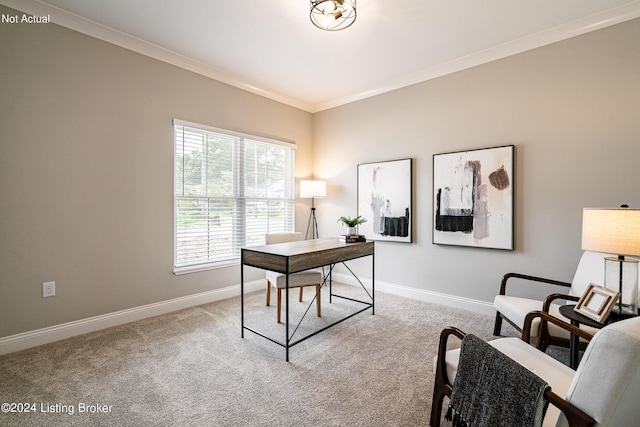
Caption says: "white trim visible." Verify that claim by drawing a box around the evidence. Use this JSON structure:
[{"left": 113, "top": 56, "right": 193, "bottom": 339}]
[
  {"left": 313, "top": 2, "right": 640, "bottom": 112},
  {"left": 0, "top": 279, "right": 265, "bottom": 356},
  {"left": 2, "top": 0, "right": 638, "bottom": 113},
  {"left": 0, "top": 273, "right": 495, "bottom": 356},
  {"left": 331, "top": 272, "right": 496, "bottom": 317},
  {"left": 0, "top": 0, "right": 313, "bottom": 112},
  {"left": 0, "top": 273, "right": 496, "bottom": 356}
]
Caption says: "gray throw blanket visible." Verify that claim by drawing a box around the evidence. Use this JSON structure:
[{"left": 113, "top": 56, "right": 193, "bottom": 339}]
[{"left": 445, "top": 334, "right": 550, "bottom": 427}]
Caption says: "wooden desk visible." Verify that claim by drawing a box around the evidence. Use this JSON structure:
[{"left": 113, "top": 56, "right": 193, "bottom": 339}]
[{"left": 241, "top": 238, "right": 375, "bottom": 361}]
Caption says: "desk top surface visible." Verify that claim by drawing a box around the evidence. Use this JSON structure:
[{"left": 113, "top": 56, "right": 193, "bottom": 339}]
[
  {"left": 241, "top": 237, "right": 374, "bottom": 273},
  {"left": 244, "top": 237, "right": 371, "bottom": 255}
]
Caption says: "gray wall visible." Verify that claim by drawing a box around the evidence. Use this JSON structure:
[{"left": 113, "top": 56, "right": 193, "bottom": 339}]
[
  {"left": 313, "top": 18, "right": 640, "bottom": 302},
  {"left": 1, "top": 5, "right": 639, "bottom": 340},
  {"left": 0, "top": 5, "right": 313, "bottom": 338}
]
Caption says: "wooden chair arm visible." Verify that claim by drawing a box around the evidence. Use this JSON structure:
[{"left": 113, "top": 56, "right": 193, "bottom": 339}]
[
  {"left": 435, "top": 327, "right": 465, "bottom": 384},
  {"left": 522, "top": 310, "right": 594, "bottom": 346},
  {"left": 542, "top": 293, "right": 580, "bottom": 312},
  {"left": 498, "top": 272, "right": 571, "bottom": 296},
  {"left": 431, "top": 327, "right": 466, "bottom": 427}
]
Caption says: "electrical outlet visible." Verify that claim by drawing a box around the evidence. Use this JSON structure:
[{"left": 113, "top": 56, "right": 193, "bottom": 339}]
[{"left": 43, "top": 281, "right": 56, "bottom": 298}]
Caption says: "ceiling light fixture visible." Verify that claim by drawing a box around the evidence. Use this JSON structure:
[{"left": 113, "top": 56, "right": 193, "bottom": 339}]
[{"left": 310, "top": 0, "right": 357, "bottom": 31}]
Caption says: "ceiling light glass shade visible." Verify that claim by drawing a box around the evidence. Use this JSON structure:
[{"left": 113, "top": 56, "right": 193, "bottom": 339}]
[
  {"left": 300, "top": 180, "right": 326, "bottom": 198},
  {"left": 310, "top": 0, "right": 356, "bottom": 31},
  {"left": 581, "top": 207, "right": 640, "bottom": 256}
]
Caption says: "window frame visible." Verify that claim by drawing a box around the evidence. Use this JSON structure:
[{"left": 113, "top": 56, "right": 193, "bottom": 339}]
[{"left": 173, "top": 119, "right": 296, "bottom": 275}]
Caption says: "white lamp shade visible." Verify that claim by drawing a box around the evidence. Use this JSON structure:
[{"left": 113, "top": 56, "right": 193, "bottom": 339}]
[
  {"left": 582, "top": 208, "right": 640, "bottom": 256},
  {"left": 300, "top": 180, "right": 326, "bottom": 198}
]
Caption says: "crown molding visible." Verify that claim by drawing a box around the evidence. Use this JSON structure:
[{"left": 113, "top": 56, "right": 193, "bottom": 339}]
[
  {"left": 312, "top": 1, "right": 640, "bottom": 112},
  {"left": 0, "top": 0, "right": 314, "bottom": 112},
  {"left": 2, "top": 0, "right": 638, "bottom": 113}
]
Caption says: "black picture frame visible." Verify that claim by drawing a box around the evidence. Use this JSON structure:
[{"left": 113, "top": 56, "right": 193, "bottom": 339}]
[
  {"left": 433, "top": 145, "right": 514, "bottom": 250},
  {"left": 357, "top": 158, "right": 413, "bottom": 243}
]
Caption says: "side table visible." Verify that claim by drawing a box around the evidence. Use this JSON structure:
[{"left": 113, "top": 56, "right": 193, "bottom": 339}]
[
  {"left": 558, "top": 305, "right": 636, "bottom": 369},
  {"left": 558, "top": 305, "right": 607, "bottom": 369}
]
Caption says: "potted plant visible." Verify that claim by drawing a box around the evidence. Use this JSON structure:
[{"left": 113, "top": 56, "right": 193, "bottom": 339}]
[{"left": 337, "top": 215, "right": 367, "bottom": 235}]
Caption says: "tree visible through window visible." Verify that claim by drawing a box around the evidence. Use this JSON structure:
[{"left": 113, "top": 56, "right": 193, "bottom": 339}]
[{"left": 174, "top": 120, "right": 295, "bottom": 271}]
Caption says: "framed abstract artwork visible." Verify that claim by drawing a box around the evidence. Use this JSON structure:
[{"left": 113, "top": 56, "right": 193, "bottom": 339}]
[
  {"left": 433, "top": 145, "right": 514, "bottom": 250},
  {"left": 357, "top": 158, "right": 412, "bottom": 243}
]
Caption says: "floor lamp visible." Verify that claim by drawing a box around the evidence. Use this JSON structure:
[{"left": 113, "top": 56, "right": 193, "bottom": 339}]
[
  {"left": 300, "top": 180, "right": 326, "bottom": 240},
  {"left": 582, "top": 206, "right": 640, "bottom": 316}
]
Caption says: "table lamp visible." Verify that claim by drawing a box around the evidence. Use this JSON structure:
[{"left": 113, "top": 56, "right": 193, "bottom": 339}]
[
  {"left": 300, "top": 180, "right": 326, "bottom": 240},
  {"left": 581, "top": 206, "right": 640, "bottom": 316}
]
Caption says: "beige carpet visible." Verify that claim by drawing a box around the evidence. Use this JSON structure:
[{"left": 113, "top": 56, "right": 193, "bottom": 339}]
[{"left": 0, "top": 283, "right": 514, "bottom": 426}]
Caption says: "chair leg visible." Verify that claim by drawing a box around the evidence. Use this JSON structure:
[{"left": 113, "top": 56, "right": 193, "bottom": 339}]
[
  {"left": 493, "top": 312, "right": 503, "bottom": 336},
  {"left": 430, "top": 379, "right": 448, "bottom": 427},
  {"left": 315, "top": 285, "right": 321, "bottom": 317},
  {"left": 431, "top": 350, "right": 446, "bottom": 426},
  {"left": 277, "top": 289, "right": 282, "bottom": 323},
  {"left": 266, "top": 281, "right": 271, "bottom": 306},
  {"left": 275, "top": 285, "right": 321, "bottom": 322}
]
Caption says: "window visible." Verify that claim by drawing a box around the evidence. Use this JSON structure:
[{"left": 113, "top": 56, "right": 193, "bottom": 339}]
[{"left": 173, "top": 119, "right": 295, "bottom": 273}]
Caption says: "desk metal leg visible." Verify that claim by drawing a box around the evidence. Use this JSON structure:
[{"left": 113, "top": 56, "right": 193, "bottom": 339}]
[
  {"left": 329, "top": 265, "right": 333, "bottom": 303},
  {"left": 372, "top": 251, "right": 375, "bottom": 315},
  {"left": 569, "top": 319, "right": 579, "bottom": 369},
  {"left": 241, "top": 260, "right": 244, "bottom": 338},
  {"left": 285, "top": 265, "right": 290, "bottom": 362}
]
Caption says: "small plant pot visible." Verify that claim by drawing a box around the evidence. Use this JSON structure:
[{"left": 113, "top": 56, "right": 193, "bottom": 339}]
[{"left": 347, "top": 226, "right": 356, "bottom": 235}]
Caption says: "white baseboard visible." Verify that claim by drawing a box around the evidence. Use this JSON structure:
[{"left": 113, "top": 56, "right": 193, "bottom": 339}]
[
  {"left": 0, "top": 276, "right": 495, "bottom": 356},
  {"left": 0, "top": 280, "right": 264, "bottom": 356},
  {"left": 331, "top": 273, "right": 496, "bottom": 317}
]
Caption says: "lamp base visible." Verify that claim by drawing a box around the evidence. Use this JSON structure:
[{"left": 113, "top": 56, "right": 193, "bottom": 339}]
[
  {"left": 605, "top": 257, "right": 639, "bottom": 316},
  {"left": 305, "top": 206, "right": 319, "bottom": 240}
]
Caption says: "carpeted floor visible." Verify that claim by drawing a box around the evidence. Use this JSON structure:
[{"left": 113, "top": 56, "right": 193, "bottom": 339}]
[{"left": 0, "top": 283, "right": 522, "bottom": 426}]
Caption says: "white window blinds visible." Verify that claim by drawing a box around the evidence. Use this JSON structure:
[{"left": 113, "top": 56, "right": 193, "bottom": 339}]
[{"left": 174, "top": 120, "right": 295, "bottom": 272}]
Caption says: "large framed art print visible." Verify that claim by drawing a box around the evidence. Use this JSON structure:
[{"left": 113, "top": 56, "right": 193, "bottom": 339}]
[
  {"left": 433, "top": 145, "right": 514, "bottom": 250},
  {"left": 357, "top": 158, "right": 412, "bottom": 243}
]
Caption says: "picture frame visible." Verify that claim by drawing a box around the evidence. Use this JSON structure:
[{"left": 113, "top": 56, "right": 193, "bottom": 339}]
[
  {"left": 357, "top": 158, "right": 412, "bottom": 243},
  {"left": 433, "top": 145, "right": 514, "bottom": 250},
  {"left": 574, "top": 283, "right": 621, "bottom": 323}
]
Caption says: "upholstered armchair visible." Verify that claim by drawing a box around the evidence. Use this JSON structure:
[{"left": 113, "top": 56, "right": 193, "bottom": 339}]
[
  {"left": 493, "top": 251, "right": 614, "bottom": 349},
  {"left": 431, "top": 311, "right": 640, "bottom": 427}
]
